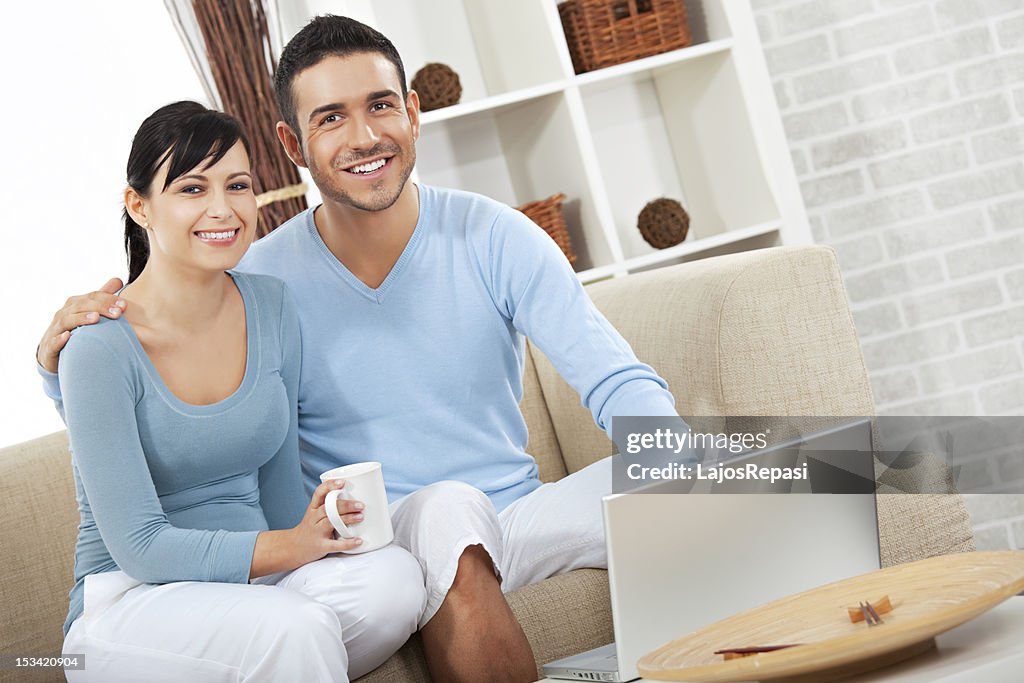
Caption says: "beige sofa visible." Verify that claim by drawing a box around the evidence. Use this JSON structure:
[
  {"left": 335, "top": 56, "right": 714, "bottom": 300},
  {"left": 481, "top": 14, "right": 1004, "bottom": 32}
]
[{"left": 0, "top": 246, "right": 975, "bottom": 683}]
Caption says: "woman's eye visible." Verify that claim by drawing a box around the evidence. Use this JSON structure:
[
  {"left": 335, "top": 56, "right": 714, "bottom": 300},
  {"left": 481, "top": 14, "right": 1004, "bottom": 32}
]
[
  {"left": 181, "top": 186, "right": 203, "bottom": 195},
  {"left": 229, "top": 182, "right": 250, "bottom": 192}
]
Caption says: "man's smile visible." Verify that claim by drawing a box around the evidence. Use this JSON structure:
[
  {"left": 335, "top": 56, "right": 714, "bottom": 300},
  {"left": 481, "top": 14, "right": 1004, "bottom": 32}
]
[
  {"left": 339, "top": 155, "right": 394, "bottom": 178},
  {"left": 346, "top": 157, "right": 388, "bottom": 173}
]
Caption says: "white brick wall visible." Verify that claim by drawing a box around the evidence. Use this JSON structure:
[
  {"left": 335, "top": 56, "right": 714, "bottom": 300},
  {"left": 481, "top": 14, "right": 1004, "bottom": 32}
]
[{"left": 753, "top": 0, "right": 1024, "bottom": 549}]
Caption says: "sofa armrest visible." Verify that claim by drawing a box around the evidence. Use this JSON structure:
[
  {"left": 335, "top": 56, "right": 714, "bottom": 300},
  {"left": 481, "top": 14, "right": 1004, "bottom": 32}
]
[{"left": 0, "top": 431, "right": 76, "bottom": 682}]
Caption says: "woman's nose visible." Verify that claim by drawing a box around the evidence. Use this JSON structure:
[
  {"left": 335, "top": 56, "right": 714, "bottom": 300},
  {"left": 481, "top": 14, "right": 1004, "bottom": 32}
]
[{"left": 206, "top": 190, "right": 234, "bottom": 219}]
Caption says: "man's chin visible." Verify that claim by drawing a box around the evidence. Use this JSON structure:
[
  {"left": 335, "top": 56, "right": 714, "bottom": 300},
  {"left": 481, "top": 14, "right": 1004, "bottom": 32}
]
[
  {"left": 324, "top": 188, "right": 403, "bottom": 213},
  {"left": 327, "top": 176, "right": 412, "bottom": 212},
  {"left": 312, "top": 156, "right": 414, "bottom": 213}
]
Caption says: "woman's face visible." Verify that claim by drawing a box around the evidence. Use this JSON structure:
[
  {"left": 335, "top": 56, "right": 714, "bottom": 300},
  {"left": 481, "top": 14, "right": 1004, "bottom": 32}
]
[{"left": 135, "top": 141, "right": 257, "bottom": 277}]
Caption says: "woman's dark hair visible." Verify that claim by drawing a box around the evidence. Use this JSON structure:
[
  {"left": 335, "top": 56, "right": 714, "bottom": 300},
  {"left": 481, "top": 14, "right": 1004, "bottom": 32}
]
[{"left": 124, "top": 101, "right": 251, "bottom": 283}]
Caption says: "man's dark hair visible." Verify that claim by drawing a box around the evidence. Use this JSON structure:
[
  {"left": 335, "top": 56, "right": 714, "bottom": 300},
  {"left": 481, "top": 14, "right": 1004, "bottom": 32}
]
[{"left": 274, "top": 15, "right": 408, "bottom": 140}]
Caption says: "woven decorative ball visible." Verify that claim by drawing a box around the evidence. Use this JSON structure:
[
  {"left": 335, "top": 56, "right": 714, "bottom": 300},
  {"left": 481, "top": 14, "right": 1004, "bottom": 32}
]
[
  {"left": 637, "top": 198, "right": 690, "bottom": 249},
  {"left": 411, "top": 63, "right": 462, "bottom": 112}
]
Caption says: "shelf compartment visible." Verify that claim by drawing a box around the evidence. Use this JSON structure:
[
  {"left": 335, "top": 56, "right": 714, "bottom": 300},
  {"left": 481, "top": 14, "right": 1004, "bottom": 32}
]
[
  {"left": 419, "top": 39, "right": 733, "bottom": 128},
  {"left": 576, "top": 221, "right": 780, "bottom": 283},
  {"left": 419, "top": 80, "right": 568, "bottom": 127},
  {"left": 624, "top": 220, "right": 779, "bottom": 272},
  {"left": 370, "top": 0, "right": 568, "bottom": 106},
  {"left": 415, "top": 92, "right": 616, "bottom": 272},
  {"left": 543, "top": 0, "right": 735, "bottom": 60},
  {"left": 579, "top": 48, "right": 779, "bottom": 260},
  {"left": 570, "top": 37, "right": 732, "bottom": 88}
]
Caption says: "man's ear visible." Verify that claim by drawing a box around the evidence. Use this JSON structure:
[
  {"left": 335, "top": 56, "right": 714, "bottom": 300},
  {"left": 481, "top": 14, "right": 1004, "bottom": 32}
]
[
  {"left": 124, "top": 188, "right": 150, "bottom": 229},
  {"left": 276, "top": 121, "right": 308, "bottom": 169},
  {"left": 406, "top": 90, "right": 421, "bottom": 142}
]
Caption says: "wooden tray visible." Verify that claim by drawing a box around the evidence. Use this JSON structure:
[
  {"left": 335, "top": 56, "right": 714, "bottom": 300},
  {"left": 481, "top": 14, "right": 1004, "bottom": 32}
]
[{"left": 638, "top": 550, "right": 1024, "bottom": 682}]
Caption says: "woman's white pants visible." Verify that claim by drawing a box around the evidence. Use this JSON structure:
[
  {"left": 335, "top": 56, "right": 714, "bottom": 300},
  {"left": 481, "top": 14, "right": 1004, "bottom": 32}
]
[{"left": 62, "top": 545, "right": 425, "bottom": 683}]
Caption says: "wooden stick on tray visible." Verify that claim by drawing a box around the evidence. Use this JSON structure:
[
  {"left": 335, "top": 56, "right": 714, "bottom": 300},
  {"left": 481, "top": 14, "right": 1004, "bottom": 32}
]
[
  {"left": 714, "top": 644, "right": 802, "bottom": 660},
  {"left": 847, "top": 595, "right": 893, "bottom": 624}
]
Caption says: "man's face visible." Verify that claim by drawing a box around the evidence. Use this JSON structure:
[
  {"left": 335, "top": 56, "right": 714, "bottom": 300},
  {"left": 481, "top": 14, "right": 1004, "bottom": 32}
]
[{"left": 289, "top": 52, "right": 419, "bottom": 212}]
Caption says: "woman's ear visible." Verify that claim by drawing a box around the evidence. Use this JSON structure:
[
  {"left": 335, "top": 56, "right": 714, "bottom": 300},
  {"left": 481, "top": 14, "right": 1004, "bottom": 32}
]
[{"left": 124, "top": 187, "right": 150, "bottom": 230}]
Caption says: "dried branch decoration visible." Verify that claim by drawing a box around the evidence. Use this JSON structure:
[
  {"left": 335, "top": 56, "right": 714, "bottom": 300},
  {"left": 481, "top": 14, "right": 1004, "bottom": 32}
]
[{"left": 166, "top": 0, "right": 307, "bottom": 237}]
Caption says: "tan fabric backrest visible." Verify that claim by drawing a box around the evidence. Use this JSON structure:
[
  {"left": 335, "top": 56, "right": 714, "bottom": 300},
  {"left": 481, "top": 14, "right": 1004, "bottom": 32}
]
[
  {"left": 0, "top": 431, "right": 75, "bottom": 680},
  {"left": 529, "top": 246, "right": 876, "bottom": 474},
  {"left": 521, "top": 350, "right": 567, "bottom": 483}
]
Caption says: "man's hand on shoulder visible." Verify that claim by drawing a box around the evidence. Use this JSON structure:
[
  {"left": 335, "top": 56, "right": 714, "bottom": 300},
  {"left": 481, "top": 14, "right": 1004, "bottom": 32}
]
[{"left": 37, "top": 278, "right": 126, "bottom": 373}]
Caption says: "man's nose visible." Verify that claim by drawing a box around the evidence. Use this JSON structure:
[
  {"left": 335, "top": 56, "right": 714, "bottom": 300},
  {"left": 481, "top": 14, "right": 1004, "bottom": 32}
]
[{"left": 348, "top": 118, "right": 381, "bottom": 149}]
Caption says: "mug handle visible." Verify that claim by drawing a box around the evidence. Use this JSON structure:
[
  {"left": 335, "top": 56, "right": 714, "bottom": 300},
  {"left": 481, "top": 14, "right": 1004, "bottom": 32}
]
[{"left": 324, "top": 488, "right": 356, "bottom": 539}]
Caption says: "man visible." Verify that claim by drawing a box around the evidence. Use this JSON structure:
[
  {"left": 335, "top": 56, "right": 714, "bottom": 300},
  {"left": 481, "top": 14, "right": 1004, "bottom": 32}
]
[{"left": 38, "top": 15, "right": 680, "bottom": 682}]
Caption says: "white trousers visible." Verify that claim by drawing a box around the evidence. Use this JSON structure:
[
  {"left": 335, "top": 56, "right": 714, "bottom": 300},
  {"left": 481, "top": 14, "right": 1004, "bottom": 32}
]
[
  {"left": 62, "top": 545, "right": 425, "bottom": 683},
  {"left": 391, "top": 455, "right": 612, "bottom": 627}
]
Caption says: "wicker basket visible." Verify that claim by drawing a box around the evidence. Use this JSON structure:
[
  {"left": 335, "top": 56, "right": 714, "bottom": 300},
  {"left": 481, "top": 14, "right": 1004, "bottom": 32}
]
[
  {"left": 516, "top": 193, "right": 577, "bottom": 266},
  {"left": 558, "top": 0, "right": 692, "bottom": 74}
]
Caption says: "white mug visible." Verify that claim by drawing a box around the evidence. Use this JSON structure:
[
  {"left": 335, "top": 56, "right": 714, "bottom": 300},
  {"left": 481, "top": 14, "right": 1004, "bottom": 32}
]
[{"left": 320, "top": 462, "right": 394, "bottom": 554}]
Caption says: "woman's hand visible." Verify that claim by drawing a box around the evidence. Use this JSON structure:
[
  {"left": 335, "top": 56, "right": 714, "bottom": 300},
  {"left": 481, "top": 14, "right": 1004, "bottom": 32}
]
[
  {"left": 250, "top": 479, "right": 365, "bottom": 578},
  {"left": 290, "top": 479, "right": 366, "bottom": 563}
]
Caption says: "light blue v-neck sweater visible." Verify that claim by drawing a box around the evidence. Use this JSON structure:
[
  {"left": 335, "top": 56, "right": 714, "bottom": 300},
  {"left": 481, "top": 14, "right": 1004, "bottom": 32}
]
[{"left": 235, "top": 185, "right": 677, "bottom": 509}]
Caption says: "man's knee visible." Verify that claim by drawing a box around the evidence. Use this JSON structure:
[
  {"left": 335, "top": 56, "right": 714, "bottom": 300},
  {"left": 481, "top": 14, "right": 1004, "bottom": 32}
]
[
  {"left": 394, "top": 480, "right": 500, "bottom": 543},
  {"left": 451, "top": 544, "right": 500, "bottom": 593}
]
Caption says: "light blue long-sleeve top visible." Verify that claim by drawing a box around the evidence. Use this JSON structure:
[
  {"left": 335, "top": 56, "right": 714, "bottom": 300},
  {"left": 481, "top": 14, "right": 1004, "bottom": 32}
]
[
  {"left": 53, "top": 272, "right": 305, "bottom": 636},
  {"left": 42, "top": 185, "right": 676, "bottom": 516}
]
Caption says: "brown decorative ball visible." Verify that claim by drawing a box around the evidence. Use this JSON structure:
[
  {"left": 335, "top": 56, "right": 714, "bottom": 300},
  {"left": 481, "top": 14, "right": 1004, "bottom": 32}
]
[
  {"left": 637, "top": 198, "right": 690, "bottom": 249},
  {"left": 411, "top": 63, "right": 462, "bottom": 112}
]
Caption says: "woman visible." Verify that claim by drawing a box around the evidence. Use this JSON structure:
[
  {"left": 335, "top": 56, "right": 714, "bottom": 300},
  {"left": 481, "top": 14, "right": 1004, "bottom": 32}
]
[{"left": 57, "top": 101, "right": 424, "bottom": 682}]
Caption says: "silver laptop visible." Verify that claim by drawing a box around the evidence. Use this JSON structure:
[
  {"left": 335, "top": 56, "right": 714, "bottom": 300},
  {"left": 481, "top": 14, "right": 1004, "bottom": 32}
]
[{"left": 543, "top": 419, "right": 880, "bottom": 682}]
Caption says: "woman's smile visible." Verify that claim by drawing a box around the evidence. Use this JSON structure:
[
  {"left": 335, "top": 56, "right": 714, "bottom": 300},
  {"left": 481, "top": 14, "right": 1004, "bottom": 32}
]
[{"left": 194, "top": 227, "right": 242, "bottom": 246}]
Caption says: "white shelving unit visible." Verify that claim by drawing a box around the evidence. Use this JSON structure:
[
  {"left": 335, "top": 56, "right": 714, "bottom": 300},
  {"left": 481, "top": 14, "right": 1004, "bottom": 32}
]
[{"left": 288, "top": 0, "right": 811, "bottom": 282}]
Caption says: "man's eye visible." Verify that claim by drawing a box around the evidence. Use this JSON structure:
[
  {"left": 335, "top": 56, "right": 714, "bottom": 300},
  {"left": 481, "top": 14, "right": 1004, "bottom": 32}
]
[
  {"left": 320, "top": 113, "right": 341, "bottom": 125},
  {"left": 371, "top": 102, "right": 392, "bottom": 112}
]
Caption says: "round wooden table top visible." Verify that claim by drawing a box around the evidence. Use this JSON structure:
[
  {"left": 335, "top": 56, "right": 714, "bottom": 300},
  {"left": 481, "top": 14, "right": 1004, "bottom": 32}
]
[{"left": 637, "top": 550, "right": 1024, "bottom": 682}]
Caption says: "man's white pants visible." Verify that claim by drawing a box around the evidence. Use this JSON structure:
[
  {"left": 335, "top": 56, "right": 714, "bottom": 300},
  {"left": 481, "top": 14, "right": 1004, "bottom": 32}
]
[
  {"left": 391, "top": 455, "right": 612, "bottom": 627},
  {"left": 62, "top": 545, "right": 425, "bottom": 683}
]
